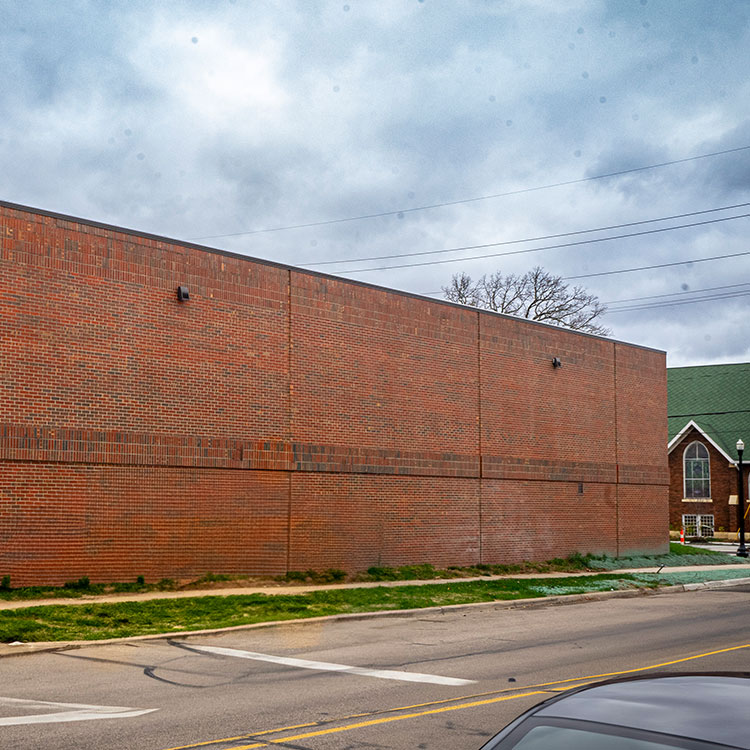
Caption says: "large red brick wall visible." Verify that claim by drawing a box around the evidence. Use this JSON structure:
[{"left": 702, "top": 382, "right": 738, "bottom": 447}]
[{"left": 0, "top": 201, "right": 669, "bottom": 585}]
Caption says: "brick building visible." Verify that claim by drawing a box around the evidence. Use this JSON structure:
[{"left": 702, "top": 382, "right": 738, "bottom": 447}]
[
  {"left": 0, "top": 200, "right": 669, "bottom": 586},
  {"left": 668, "top": 363, "right": 750, "bottom": 538}
]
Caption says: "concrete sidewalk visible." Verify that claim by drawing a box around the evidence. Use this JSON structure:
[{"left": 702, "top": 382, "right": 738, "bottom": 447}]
[
  {"left": 688, "top": 542, "right": 745, "bottom": 554},
  {"left": 2, "top": 566, "right": 750, "bottom": 660},
  {"left": 2, "top": 562, "right": 750, "bottom": 611}
]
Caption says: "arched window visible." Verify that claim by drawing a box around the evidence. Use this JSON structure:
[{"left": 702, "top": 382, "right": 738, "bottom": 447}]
[{"left": 683, "top": 441, "right": 710, "bottom": 499}]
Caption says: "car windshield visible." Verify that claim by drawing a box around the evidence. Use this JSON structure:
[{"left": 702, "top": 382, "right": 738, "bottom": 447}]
[{"left": 500, "top": 722, "right": 731, "bottom": 750}]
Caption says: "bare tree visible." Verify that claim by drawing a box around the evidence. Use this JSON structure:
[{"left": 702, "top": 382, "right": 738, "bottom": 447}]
[{"left": 443, "top": 266, "right": 610, "bottom": 335}]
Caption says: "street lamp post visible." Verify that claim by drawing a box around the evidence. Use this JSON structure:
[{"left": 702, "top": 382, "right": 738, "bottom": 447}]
[{"left": 737, "top": 439, "right": 747, "bottom": 558}]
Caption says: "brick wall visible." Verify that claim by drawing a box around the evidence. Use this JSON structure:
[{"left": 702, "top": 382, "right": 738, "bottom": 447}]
[
  {"left": 614, "top": 345, "right": 670, "bottom": 554},
  {"left": 0, "top": 463, "right": 289, "bottom": 585},
  {"left": 480, "top": 314, "right": 617, "bottom": 484},
  {"left": 289, "top": 272, "right": 480, "bottom": 475},
  {"left": 480, "top": 480, "right": 618, "bottom": 563},
  {"left": 0, "top": 201, "right": 669, "bottom": 585},
  {"left": 289, "top": 474, "right": 480, "bottom": 571}
]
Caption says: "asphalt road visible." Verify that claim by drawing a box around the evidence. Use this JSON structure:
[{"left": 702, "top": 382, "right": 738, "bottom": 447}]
[{"left": 2, "top": 586, "right": 750, "bottom": 750}]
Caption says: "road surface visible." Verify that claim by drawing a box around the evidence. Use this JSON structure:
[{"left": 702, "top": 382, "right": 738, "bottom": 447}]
[{"left": 2, "top": 585, "right": 750, "bottom": 749}]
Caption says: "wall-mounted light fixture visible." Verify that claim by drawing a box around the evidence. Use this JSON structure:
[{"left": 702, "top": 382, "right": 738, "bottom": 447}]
[
  {"left": 177, "top": 286, "right": 190, "bottom": 302},
  {"left": 552, "top": 357, "right": 562, "bottom": 368}
]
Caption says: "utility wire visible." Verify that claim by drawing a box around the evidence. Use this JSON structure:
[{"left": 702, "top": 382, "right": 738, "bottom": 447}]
[
  {"left": 416, "top": 282, "right": 749, "bottom": 317},
  {"left": 330, "top": 211, "right": 750, "bottom": 273},
  {"left": 605, "top": 281, "right": 750, "bottom": 306},
  {"left": 563, "top": 249, "right": 750, "bottom": 280},
  {"left": 188, "top": 144, "right": 750, "bottom": 240},
  {"left": 605, "top": 288, "right": 750, "bottom": 314},
  {"left": 669, "top": 410, "right": 750, "bottom": 418},
  {"left": 671, "top": 428, "right": 750, "bottom": 437},
  {"left": 418, "top": 262, "right": 750, "bottom": 299},
  {"left": 306, "top": 202, "right": 750, "bottom": 267},
  {"left": 428, "top": 287, "right": 750, "bottom": 315}
]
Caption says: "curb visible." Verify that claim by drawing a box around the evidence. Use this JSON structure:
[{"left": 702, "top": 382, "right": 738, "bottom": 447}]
[
  {"left": 3, "top": 575, "right": 750, "bottom": 659},
  {"left": 682, "top": 576, "right": 750, "bottom": 591}
]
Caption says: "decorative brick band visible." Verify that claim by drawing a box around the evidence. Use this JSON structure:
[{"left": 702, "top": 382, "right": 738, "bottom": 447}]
[
  {"left": 0, "top": 423, "right": 479, "bottom": 476},
  {"left": 0, "top": 424, "right": 289, "bottom": 471},
  {"left": 290, "top": 442, "right": 479, "bottom": 477},
  {"left": 0, "top": 423, "right": 662, "bottom": 484},
  {"left": 618, "top": 463, "right": 670, "bottom": 486},
  {"left": 482, "top": 454, "right": 616, "bottom": 483}
]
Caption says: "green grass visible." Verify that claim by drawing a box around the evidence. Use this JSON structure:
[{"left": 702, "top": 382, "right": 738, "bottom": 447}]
[
  {"left": 352, "top": 553, "right": 600, "bottom": 582},
  {"left": 0, "top": 543, "right": 735, "bottom": 604},
  {"left": 0, "top": 574, "right": 644, "bottom": 643},
  {"left": 588, "top": 542, "right": 742, "bottom": 570},
  {"left": 0, "top": 578, "right": 179, "bottom": 602},
  {"left": 349, "top": 544, "right": 735, "bottom": 580},
  {"left": 13, "top": 566, "right": 749, "bottom": 644},
  {"left": 1, "top": 543, "right": 746, "bottom": 643},
  {"left": 668, "top": 541, "right": 719, "bottom": 556},
  {"left": 276, "top": 569, "right": 348, "bottom": 584},
  {"left": 639, "top": 569, "right": 750, "bottom": 585}
]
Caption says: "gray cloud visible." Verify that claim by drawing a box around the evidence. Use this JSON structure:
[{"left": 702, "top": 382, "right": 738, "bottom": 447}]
[{"left": 1, "top": 0, "right": 749, "bottom": 366}]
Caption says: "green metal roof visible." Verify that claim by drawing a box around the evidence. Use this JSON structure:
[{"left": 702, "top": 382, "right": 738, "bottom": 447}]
[{"left": 668, "top": 362, "right": 750, "bottom": 462}]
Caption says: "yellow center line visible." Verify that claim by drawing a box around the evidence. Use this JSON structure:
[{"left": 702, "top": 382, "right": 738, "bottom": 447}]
[
  {"left": 524, "top": 642, "right": 750, "bottom": 689},
  {"left": 548, "top": 682, "right": 592, "bottom": 692},
  {"left": 223, "top": 692, "right": 550, "bottom": 750},
  {"left": 157, "top": 722, "right": 320, "bottom": 750},
  {"left": 160, "top": 643, "right": 750, "bottom": 750}
]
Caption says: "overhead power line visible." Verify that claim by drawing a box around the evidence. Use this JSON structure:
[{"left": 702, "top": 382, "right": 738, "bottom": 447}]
[
  {"left": 329, "top": 211, "right": 750, "bottom": 274},
  {"left": 188, "top": 144, "right": 750, "bottom": 240},
  {"left": 307, "top": 201, "right": 750, "bottom": 267},
  {"left": 605, "top": 281, "right": 750, "bottom": 306},
  {"left": 417, "top": 282, "right": 750, "bottom": 315},
  {"left": 604, "top": 288, "right": 750, "bottom": 314},
  {"left": 419, "top": 287, "right": 750, "bottom": 315},
  {"left": 418, "top": 256, "right": 750, "bottom": 298},
  {"left": 563, "top": 249, "right": 750, "bottom": 280},
  {"left": 669, "top": 410, "right": 750, "bottom": 417}
]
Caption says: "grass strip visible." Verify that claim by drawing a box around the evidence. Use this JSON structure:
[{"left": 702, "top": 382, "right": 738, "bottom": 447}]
[
  {"left": 4, "top": 562, "right": 747, "bottom": 644},
  {"left": 0, "top": 574, "right": 649, "bottom": 643},
  {"left": 0, "top": 542, "right": 732, "bottom": 603},
  {"left": 635, "top": 569, "right": 750, "bottom": 585}
]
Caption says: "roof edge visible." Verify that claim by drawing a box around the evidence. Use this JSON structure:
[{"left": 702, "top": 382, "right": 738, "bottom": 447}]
[
  {"left": 667, "top": 362, "right": 750, "bottom": 371},
  {"left": 667, "top": 419, "right": 737, "bottom": 463},
  {"left": 0, "top": 197, "right": 665, "bottom": 354}
]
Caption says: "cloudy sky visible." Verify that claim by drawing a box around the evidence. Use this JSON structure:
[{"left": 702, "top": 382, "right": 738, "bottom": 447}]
[{"left": 2, "top": 0, "right": 749, "bottom": 366}]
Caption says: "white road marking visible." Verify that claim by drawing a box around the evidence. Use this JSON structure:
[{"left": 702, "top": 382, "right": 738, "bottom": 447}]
[
  {"left": 188, "top": 644, "right": 475, "bottom": 685},
  {"left": 0, "top": 696, "right": 157, "bottom": 726}
]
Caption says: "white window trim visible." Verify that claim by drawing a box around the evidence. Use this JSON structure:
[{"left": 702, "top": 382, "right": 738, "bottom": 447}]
[
  {"left": 668, "top": 420, "right": 736, "bottom": 464},
  {"left": 683, "top": 440, "right": 711, "bottom": 500},
  {"left": 682, "top": 513, "right": 715, "bottom": 537}
]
